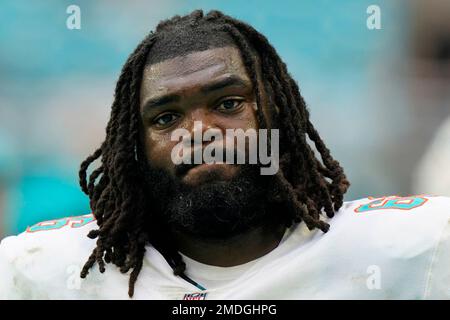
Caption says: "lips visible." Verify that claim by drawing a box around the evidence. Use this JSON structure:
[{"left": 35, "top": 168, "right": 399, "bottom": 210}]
[
  {"left": 175, "top": 163, "right": 201, "bottom": 177},
  {"left": 175, "top": 162, "right": 231, "bottom": 178}
]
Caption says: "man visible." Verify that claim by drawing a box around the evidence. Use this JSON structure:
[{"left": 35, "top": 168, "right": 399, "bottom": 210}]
[{"left": 1, "top": 10, "right": 449, "bottom": 300}]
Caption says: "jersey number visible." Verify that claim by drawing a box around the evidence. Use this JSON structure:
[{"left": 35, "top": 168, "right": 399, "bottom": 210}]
[
  {"left": 354, "top": 196, "right": 428, "bottom": 213},
  {"left": 26, "top": 214, "right": 95, "bottom": 233}
]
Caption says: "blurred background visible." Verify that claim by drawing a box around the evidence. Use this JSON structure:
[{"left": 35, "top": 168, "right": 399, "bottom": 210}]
[{"left": 0, "top": 0, "right": 449, "bottom": 238}]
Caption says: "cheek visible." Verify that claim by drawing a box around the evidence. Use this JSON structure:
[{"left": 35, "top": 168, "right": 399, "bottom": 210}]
[
  {"left": 143, "top": 129, "right": 177, "bottom": 172},
  {"left": 246, "top": 103, "right": 260, "bottom": 130},
  {"left": 142, "top": 104, "right": 259, "bottom": 170},
  {"left": 241, "top": 103, "right": 259, "bottom": 130}
]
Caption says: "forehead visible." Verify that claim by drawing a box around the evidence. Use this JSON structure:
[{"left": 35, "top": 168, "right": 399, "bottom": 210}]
[{"left": 140, "top": 46, "right": 251, "bottom": 102}]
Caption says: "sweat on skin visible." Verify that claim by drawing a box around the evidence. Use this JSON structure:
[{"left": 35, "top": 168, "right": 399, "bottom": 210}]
[
  {"left": 138, "top": 45, "right": 287, "bottom": 267},
  {"left": 139, "top": 45, "right": 279, "bottom": 185},
  {"left": 170, "top": 121, "right": 280, "bottom": 175}
]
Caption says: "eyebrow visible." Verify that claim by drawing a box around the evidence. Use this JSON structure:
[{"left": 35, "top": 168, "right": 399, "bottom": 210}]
[
  {"left": 200, "top": 75, "right": 251, "bottom": 94},
  {"left": 142, "top": 94, "right": 180, "bottom": 112},
  {"left": 142, "top": 75, "right": 251, "bottom": 115}
]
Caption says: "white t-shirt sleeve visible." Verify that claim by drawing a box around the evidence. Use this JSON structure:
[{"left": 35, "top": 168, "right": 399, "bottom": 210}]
[{"left": 425, "top": 216, "right": 450, "bottom": 299}]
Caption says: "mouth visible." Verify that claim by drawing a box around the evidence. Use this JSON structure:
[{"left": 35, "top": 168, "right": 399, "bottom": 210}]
[
  {"left": 186, "top": 163, "right": 229, "bottom": 174},
  {"left": 175, "top": 163, "right": 202, "bottom": 177},
  {"left": 176, "top": 162, "right": 229, "bottom": 176},
  {"left": 177, "top": 163, "right": 238, "bottom": 185}
]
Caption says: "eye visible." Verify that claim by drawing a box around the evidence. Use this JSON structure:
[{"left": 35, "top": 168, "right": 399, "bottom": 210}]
[
  {"left": 216, "top": 99, "right": 244, "bottom": 112},
  {"left": 153, "top": 113, "right": 179, "bottom": 127}
]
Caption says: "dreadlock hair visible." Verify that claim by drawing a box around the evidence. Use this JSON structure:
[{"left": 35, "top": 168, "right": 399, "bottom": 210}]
[{"left": 78, "top": 9, "right": 350, "bottom": 298}]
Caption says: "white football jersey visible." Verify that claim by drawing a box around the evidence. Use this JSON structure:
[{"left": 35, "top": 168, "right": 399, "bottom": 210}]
[{"left": 1, "top": 195, "right": 449, "bottom": 300}]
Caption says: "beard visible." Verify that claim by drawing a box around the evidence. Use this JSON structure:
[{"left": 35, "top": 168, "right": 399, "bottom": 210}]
[{"left": 141, "top": 162, "right": 279, "bottom": 241}]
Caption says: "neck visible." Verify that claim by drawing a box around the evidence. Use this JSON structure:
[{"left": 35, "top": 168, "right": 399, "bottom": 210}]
[{"left": 173, "top": 215, "right": 287, "bottom": 267}]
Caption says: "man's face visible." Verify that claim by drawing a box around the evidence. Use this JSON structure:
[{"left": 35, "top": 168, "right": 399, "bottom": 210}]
[
  {"left": 139, "top": 46, "right": 259, "bottom": 186},
  {"left": 138, "top": 45, "right": 275, "bottom": 239}
]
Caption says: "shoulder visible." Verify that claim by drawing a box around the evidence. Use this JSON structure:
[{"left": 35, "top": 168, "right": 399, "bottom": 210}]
[
  {"left": 324, "top": 195, "right": 450, "bottom": 297},
  {"left": 0, "top": 213, "right": 97, "bottom": 258},
  {"left": 266, "top": 195, "right": 450, "bottom": 298},
  {"left": 337, "top": 194, "right": 450, "bottom": 231},
  {"left": 330, "top": 195, "right": 450, "bottom": 249},
  {"left": 0, "top": 213, "right": 97, "bottom": 298},
  {"left": 280, "top": 194, "right": 450, "bottom": 298}
]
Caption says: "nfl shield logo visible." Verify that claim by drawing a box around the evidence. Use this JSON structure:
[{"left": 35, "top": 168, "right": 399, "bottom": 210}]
[{"left": 183, "top": 292, "right": 207, "bottom": 300}]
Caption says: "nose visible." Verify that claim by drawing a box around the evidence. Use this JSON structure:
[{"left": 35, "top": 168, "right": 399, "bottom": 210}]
[
  {"left": 181, "top": 110, "right": 221, "bottom": 165},
  {"left": 189, "top": 121, "right": 223, "bottom": 148},
  {"left": 186, "top": 109, "right": 220, "bottom": 145}
]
